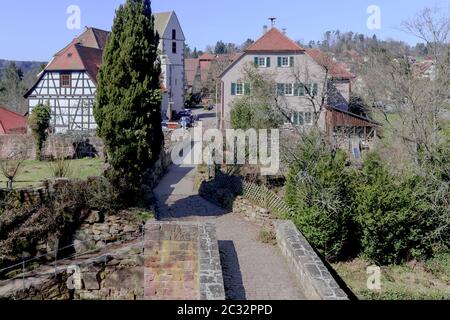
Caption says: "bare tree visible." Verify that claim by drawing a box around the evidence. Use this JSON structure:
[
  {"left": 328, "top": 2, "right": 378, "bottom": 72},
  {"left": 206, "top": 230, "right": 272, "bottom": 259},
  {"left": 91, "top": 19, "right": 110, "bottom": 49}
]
[
  {"left": 359, "top": 7, "right": 450, "bottom": 162},
  {"left": 0, "top": 150, "right": 27, "bottom": 190}
]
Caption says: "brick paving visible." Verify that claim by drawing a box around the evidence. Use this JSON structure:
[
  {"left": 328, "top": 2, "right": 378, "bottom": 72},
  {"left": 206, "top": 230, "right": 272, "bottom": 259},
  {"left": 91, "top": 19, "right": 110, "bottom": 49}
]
[{"left": 154, "top": 162, "right": 305, "bottom": 300}]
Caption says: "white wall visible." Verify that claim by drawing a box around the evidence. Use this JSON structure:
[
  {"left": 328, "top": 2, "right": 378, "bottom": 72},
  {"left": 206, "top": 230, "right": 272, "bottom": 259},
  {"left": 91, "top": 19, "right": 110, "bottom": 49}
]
[
  {"left": 220, "top": 53, "right": 328, "bottom": 129},
  {"left": 28, "top": 71, "right": 97, "bottom": 134},
  {"left": 159, "top": 12, "right": 185, "bottom": 114}
]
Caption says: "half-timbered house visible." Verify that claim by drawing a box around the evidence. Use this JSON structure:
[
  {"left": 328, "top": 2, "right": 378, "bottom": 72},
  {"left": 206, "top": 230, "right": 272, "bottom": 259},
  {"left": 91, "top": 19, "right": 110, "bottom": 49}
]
[
  {"left": 25, "top": 11, "right": 186, "bottom": 133},
  {"left": 24, "top": 28, "right": 107, "bottom": 134}
]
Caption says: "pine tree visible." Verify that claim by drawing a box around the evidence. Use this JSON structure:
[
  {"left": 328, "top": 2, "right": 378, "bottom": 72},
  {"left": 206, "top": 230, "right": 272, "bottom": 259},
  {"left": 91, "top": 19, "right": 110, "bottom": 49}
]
[{"left": 94, "top": 0, "right": 163, "bottom": 203}]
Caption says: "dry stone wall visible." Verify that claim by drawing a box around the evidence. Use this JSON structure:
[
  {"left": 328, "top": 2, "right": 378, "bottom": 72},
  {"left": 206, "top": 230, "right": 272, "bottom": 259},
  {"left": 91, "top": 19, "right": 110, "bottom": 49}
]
[{"left": 0, "top": 134, "right": 104, "bottom": 160}]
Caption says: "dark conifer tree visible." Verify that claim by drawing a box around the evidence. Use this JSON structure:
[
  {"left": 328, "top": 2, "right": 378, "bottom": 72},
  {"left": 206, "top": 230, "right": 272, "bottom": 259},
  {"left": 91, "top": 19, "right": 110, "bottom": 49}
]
[{"left": 94, "top": 0, "right": 163, "bottom": 202}]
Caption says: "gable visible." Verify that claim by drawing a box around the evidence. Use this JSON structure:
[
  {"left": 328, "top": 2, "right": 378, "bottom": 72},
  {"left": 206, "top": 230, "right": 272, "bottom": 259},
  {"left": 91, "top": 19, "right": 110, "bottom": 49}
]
[
  {"left": 246, "top": 28, "right": 304, "bottom": 53},
  {"left": 154, "top": 11, "right": 185, "bottom": 41}
]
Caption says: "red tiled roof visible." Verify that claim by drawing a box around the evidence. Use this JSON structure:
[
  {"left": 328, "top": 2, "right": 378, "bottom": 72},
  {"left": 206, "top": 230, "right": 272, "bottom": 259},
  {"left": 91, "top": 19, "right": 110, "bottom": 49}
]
[
  {"left": 46, "top": 40, "right": 103, "bottom": 83},
  {"left": 76, "top": 45, "right": 103, "bottom": 83},
  {"left": 199, "top": 53, "right": 214, "bottom": 61},
  {"left": 305, "top": 48, "right": 355, "bottom": 80},
  {"left": 0, "top": 106, "right": 27, "bottom": 134},
  {"left": 246, "top": 28, "right": 304, "bottom": 53},
  {"left": 77, "top": 27, "right": 110, "bottom": 50},
  {"left": 185, "top": 58, "right": 200, "bottom": 87}
]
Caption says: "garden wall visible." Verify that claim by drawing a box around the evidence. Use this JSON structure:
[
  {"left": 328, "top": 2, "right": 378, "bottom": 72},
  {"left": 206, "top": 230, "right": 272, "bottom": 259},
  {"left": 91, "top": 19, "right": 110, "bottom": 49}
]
[
  {"left": 0, "top": 134, "right": 104, "bottom": 160},
  {"left": 276, "top": 220, "right": 349, "bottom": 300},
  {"left": 0, "top": 222, "right": 226, "bottom": 300}
]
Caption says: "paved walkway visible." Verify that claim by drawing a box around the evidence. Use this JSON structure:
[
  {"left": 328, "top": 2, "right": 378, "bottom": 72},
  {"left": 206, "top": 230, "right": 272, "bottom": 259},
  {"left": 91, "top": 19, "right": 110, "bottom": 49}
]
[{"left": 154, "top": 160, "right": 305, "bottom": 300}]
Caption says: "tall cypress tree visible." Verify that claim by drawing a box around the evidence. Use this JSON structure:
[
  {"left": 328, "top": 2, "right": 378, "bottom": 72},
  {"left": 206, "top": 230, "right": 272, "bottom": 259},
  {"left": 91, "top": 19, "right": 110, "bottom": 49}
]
[{"left": 94, "top": 0, "right": 163, "bottom": 202}]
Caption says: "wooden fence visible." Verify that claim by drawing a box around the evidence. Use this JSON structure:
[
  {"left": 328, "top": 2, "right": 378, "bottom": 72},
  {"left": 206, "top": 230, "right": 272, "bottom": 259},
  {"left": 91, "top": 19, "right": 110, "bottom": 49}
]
[{"left": 241, "top": 180, "right": 294, "bottom": 218}]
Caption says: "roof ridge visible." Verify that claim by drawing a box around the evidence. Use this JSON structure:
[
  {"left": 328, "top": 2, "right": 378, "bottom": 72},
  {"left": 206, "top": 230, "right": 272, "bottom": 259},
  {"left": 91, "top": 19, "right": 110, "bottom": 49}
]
[{"left": 246, "top": 27, "right": 304, "bottom": 52}]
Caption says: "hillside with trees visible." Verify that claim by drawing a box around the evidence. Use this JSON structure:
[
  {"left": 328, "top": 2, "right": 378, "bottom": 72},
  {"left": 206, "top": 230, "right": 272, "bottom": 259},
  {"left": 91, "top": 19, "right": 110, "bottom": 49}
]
[{"left": 0, "top": 60, "right": 46, "bottom": 113}]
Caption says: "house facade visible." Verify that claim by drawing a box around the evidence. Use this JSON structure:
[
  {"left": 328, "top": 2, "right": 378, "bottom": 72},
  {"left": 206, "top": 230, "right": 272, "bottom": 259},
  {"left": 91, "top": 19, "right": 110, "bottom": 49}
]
[
  {"left": 219, "top": 28, "right": 378, "bottom": 146},
  {"left": 25, "top": 11, "right": 185, "bottom": 134}
]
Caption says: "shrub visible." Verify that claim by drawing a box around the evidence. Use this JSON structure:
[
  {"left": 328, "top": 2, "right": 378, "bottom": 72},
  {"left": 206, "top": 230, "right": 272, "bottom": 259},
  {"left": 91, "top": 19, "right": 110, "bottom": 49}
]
[
  {"left": 285, "top": 132, "right": 358, "bottom": 261},
  {"left": 28, "top": 103, "right": 51, "bottom": 160},
  {"left": 354, "top": 153, "right": 435, "bottom": 265}
]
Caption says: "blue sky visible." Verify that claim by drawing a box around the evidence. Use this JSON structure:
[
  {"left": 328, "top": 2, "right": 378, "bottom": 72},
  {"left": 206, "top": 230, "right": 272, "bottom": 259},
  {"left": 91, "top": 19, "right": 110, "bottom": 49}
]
[{"left": 0, "top": 0, "right": 448, "bottom": 61}]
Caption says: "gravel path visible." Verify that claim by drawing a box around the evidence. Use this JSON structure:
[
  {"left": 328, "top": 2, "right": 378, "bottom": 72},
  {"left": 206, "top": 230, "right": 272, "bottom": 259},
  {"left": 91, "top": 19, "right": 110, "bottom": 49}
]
[{"left": 154, "top": 163, "right": 305, "bottom": 300}]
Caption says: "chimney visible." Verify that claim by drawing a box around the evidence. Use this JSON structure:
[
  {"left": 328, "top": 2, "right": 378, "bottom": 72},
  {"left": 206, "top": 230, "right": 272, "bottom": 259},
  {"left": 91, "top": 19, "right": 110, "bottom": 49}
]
[
  {"left": 268, "top": 17, "right": 277, "bottom": 28},
  {"left": 263, "top": 25, "right": 268, "bottom": 35},
  {"left": 282, "top": 28, "right": 287, "bottom": 35}
]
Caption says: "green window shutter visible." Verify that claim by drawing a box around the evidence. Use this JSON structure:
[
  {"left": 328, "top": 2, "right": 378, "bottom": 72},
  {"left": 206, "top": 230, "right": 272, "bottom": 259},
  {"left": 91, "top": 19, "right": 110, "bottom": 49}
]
[
  {"left": 266, "top": 57, "right": 271, "bottom": 67},
  {"left": 254, "top": 57, "right": 259, "bottom": 67},
  {"left": 313, "top": 83, "right": 318, "bottom": 96},
  {"left": 231, "top": 83, "right": 236, "bottom": 95},
  {"left": 277, "top": 57, "right": 282, "bottom": 67},
  {"left": 293, "top": 112, "right": 298, "bottom": 125},
  {"left": 244, "top": 83, "right": 251, "bottom": 95},
  {"left": 277, "top": 83, "right": 285, "bottom": 95},
  {"left": 294, "top": 84, "right": 299, "bottom": 96},
  {"left": 298, "top": 112, "right": 305, "bottom": 125},
  {"left": 290, "top": 57, "right": 294, "bottom": 67}
]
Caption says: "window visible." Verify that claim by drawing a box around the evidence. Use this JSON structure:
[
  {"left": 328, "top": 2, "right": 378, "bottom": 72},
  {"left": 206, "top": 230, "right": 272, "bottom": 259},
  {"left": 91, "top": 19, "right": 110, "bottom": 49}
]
[
  {"left": 258, "top": 57, "right": 266, "bottom": 67},
  {"left": 172, "top": 42, "right": 177, "bottom": 54},
  {"left": 172, "top": 29, "right": 176, "bottom": 40},
  {"left": 312, "top": 83, "right": 318, "bottom": 96},
  {"left": 291, "top": 111, "right": 313, "bottom": 126},
  {"left": 277, "top": 83, "right": 285, "bottom": 96},
  {"left": 254, "top": 57, "right": 270, "bottom": 68},
  {"left": 61, "top": 74, "right": 71, "bottom": 88},
  {"left": 305, "top": 112, "right": 312, "bottom": 124},
  {"left": 285, "top": 83, "right": 294, "bottom": 96},
  {"left": 277, "top": 83, "right": 295, "bottom": 96},
  {"left": 236, "top": 83, "right": 244, "bottom": 95},
  {"left": 278, "top": 56, "right": 294, "bottom": 67},
  {"left": 231, "top": 82, "right": 249, "bottom": 96}
]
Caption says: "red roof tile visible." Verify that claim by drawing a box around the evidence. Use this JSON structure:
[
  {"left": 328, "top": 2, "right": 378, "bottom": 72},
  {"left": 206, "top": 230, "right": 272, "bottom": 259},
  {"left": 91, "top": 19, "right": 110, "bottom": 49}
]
[
  {"left": 199, "top": 53, "right": 214, "bottom": 61},
  {"left": 305, "top": 48, "right": 355, "bottom": 80},
  {"left": 185, "top": 58, "right": 200, "bottom": 87},
  {"left": 0, "top": 106, "right": 27, "bottom": 134},
  {"left": 46, "top": 40, "right": 103, "bottom": 83},
  {"left": 246, "top": 28, "right": 304, "bottom": 53}
]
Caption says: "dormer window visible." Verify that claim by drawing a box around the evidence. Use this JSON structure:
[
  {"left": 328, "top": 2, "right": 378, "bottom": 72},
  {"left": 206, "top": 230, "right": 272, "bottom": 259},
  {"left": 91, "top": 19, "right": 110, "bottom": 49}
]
[
  {"left": 61, "top": 73, "right": 71, "bottom": 88},
  {"left": 172, "top": 29, "right": 176, "bottom": 40}
]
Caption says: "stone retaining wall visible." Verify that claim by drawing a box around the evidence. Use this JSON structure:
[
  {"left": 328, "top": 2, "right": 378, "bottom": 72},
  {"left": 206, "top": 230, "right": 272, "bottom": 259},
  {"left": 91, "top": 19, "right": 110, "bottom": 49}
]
[
  {"left": 0, "top": 134, "right": 104, "bottom": 160},
  {"left": 232, "top": 196, "right": 276, "bottom": 229},
  {"left": 275, "top": 220, "right": 349, "bottom": 300}
]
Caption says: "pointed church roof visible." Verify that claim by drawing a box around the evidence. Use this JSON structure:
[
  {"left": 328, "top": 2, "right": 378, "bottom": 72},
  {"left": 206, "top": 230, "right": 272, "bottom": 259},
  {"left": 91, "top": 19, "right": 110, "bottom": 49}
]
[
  {"left": 246, "top": 28, "right": 305, "bottom": 53},
  {"left": 154, "top": 11, "right": 173, "bottom": 36}
]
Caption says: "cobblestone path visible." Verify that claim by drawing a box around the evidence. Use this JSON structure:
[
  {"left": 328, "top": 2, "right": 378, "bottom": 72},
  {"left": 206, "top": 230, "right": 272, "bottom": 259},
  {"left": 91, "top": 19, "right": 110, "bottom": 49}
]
[{"left": 154, "top": 163, "right": 305, "bottom": 300}]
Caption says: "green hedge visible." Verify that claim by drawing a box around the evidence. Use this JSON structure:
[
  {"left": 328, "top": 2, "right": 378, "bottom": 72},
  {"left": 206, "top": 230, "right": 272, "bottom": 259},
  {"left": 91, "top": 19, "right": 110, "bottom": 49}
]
[{"left": 285, "top": 132, "right": 444, "bottom": 265}]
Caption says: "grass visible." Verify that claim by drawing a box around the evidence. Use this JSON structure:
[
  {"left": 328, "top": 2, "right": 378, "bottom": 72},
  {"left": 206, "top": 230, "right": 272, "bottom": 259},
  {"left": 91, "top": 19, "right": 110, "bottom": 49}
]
[
  {"left": 332, "top": 253, "right": 450, "bottom": 300},
  {"left": 257, "top": 229, "right": 277, "bottom": 246},
  {"left": 0, "top": 158, "right": 103, "bottom": 189}
]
